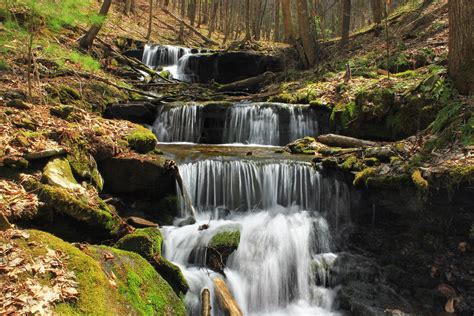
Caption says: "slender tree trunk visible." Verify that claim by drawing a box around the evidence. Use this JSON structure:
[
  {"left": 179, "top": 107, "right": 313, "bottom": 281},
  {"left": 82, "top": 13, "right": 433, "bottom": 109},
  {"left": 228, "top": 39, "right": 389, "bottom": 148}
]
[
  {"left": 340, "top": 0, "right": 351, "bottom": 47},
  {"left": 281, "top": 0, "right": 294, "bottom": 43},
  {"left": 273, "top": 0, "right": 281, "bottom": 42},
  {"left": 207, "top": 0, "right": 219, "bottom": 38},
  {"left": 296, "top": 0, "right": 317, "bottom": 66},
  {"left": 244, "top": 0, "right": 251, "bottom": 40},
  {"left": 27, "top": 32, "right": 34, "bottom": 99},
  {"left": 146, "top": 0, "right": 153, "bottom": 40},
  {"left": 370, "top": 0, "right": 383, "bottom": 24},
  {"left": 448, "top": 0, "right": 473, "bottom": 95},
  {"left": 178, "top": 0, "right": 185, "bottom": 42},
  {"left": 80, "top": 0, "right": 112, "bottom": 49}
]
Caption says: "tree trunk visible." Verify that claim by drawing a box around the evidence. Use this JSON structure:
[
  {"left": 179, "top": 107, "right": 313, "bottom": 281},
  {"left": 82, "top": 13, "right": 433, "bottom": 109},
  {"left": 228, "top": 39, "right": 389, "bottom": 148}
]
[
  {"left": 370, "top": 0, "right": 383, "bottom": 24},
  {"left": 281, "top": 0, "right": 294, "bottom": 43},
  {"left": 201, "top": 288, "right": 211, "bottom": 316},
  {"left": 178, "top": 0, "right": 185, "bottom": 42},
  {"left": 146, "top": 0, "right": 153, "bottom": 40},
  {"left": 273, "top": 0, "right": 281, "bottom": 42},
  {"left": 448, "top": 0, "right": 473, "bottom": 95},
  {"left": 213, "top": 279, "right": 243, "bottom": 316},
  {"left": 340, "top": 0, "right": 351, "bottom": 47},
  {"left": 80, "top": 0, "right": 112, "bottom": 49},
  {"left": 296, "top": 0, "right": 317, "bottom": 67},
  {"left": 244, "top": 0, "right": 251, "bottom": 40}
]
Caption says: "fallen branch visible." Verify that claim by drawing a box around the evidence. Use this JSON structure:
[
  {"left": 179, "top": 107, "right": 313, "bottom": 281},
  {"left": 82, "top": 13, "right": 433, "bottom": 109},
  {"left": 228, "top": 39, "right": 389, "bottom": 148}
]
[
  {"left": 217, "top": 72, "right": 276, "bottom": 92},
  {"left": 213, "top": 278, "right": 243, "bottom": 316}
]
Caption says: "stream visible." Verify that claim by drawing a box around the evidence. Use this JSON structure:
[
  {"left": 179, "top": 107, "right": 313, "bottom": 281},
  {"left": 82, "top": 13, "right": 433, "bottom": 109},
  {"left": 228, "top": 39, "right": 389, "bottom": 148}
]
[{"left": 148, "top": 45, "right": 347, "bottom": 316}]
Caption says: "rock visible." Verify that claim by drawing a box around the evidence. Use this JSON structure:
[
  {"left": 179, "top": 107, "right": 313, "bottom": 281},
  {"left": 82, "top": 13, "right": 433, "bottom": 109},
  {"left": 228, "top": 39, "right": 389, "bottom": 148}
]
[
  {"left": 365, "top": 146, "right": 395, "bottom": 162},
  {"left": 6, "top": 99, "right": 31, "bottom": 110},
  {"left": 322, "top": 157, "right": 339, "bottom": 169},
  {"left": 23, "top": 177, "right": 128, "bottom": 240},
  {"left": 126, "top": 216, "right": 158, "bottom": 228},
  {"left": 115, "top": 228, "right": 189, "bottom": 297},
  {"left": 43, "top": 157, "right": 83, "bottom": 192},
  {"left": 207, "top": 230, "right": 240, "bottom": 272},
  {"left": 126, "top": 126, "right": 157, "bottom": 154},
  {"left": 329, "top": 253, "right": 382, "bottom": 285},
  {"left": 337, "top": 281, "right": 412, "bottom": 316},
  {"left": 177, "top": 216, "right": 196, "bottom": 227},
  {"left": 104, "top": 102, "right": 156, "bottom": 125},
  {"left": 67, "top": 149, "right": 104, "bottom": 192},
  {"left": 50, "top": 105, "right": 74, "bottom": 119},
  {"left": 98, "top": 156, "right": 177, "bottom": 199},
  {"left": 286, "top": 137, "right": 328, "bottom": 154},
  {"left": 3, "top": 156, "right": 29, "bottom": 169},
  {"left": 0, "top": 230, "right": 184, "bottom": 315}
]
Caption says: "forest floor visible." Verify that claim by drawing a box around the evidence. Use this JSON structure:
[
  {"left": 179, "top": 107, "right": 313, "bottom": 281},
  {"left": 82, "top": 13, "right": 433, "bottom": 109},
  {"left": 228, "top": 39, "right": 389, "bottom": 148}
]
[{"left": 0, "top": 0, "right": 473, "bottom": 314}]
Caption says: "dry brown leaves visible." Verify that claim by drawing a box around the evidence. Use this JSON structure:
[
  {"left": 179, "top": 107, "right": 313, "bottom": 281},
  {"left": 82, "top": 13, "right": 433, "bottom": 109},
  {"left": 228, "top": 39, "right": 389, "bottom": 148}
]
[
  {"left": 0, "top": 229, "right": 79, "bottom": 315},
  {"left": 0, "top": 180, "right": 39, "bottom": 221}
]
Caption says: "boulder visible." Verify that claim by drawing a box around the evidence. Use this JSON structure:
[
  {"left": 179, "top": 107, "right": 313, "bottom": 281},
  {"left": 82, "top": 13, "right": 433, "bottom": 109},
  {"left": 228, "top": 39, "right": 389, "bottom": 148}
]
[
  {"left": 42, "top": 157, "right": 83, "bottom": 192},
  {"left": 126, "top": 216, "right": 159, "bottom": 228},
  {"left": 126, "top": 127, "right": 158, "bottom": 154},
  {"left": 207, "top": 230, "right": 240, "bottom": 273},
  {"left": 286, "top": 137, "right": 328, "bottom": 154},
  {"left": 104, "top": 102, "right": 157, "bottom": 125},
  {"left": 115, "top": 228, "right": 189, "bottom": 297}
]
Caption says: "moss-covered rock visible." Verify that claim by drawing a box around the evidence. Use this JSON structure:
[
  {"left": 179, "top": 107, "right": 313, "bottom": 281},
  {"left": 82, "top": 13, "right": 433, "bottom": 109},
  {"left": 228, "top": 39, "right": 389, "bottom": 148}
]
[
  {"left": 2, "top": 230, "right": 185, "bottom": 315},
  {"left": 286, "top": 137, "right": 328, "bottom": 154},
  {"left": 67, "top": 148, "right": 104, "bottom": 192},
  {"left": 341, "top": 155, "right": 362, "bottom": 172},
  {"left": 115, "top": 228, "right": 189, "bottom": 297},
  {"left": 126, "top": 126, "right": 158, "bottom": 154},
  {"left": 209, "top": 230, "right": 241, "bottom": 249},
  {"left": 412, "top": 169, "right": 429, "bottom": 191},
  {"left": 353, "top": 167, "right": 378, "bottom": 186},
  {"left": 23, "top": 177, "right": 126, "bottom": 239},
  {"left": 43, "top": 157, "right": 83, "bottom": 191},
  {"left": 207, "top": 230, "right": 241, "bottom": 273}
]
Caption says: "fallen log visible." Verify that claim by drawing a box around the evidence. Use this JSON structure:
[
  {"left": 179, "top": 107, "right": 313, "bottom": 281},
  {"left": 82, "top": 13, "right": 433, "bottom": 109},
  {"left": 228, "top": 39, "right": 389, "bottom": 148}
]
[
  {"left": 201, "top": 288, "right": 211, "bottom": 316},
  {"left": 24, "top": 148, "right": 66, "bottom": 160},
  {"left": 161, "top": 8, "right": 218, "bottom": 46},
  {"left": 317, "top": 134, "right": 378, "bottom": 148},
  {"left": 217, "top": 72, "right": 276, "bottom": 92},
  {"left": 213, "top": 278, "right": 243, "bottom": 316}
]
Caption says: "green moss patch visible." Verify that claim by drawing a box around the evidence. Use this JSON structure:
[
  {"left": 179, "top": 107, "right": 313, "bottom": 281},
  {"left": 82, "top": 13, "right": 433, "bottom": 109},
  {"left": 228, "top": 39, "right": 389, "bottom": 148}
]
[
  {"left": 353, "top": 167, "right": 378, "bottom": 187},
  {"left": 126, "top": 126, "right": 158, "bottom": 154},
  {"left": 210, "top": 230, "right": 241, "bottom": 249}
]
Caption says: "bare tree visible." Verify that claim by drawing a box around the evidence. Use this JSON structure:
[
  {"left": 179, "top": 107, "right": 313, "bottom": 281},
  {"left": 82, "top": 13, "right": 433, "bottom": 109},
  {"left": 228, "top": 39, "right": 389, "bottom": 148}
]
[
  {"left": 80, "top": 0, "right": 112, "bottom": 49},
  {"left": 340, "top": 0, "right": 351, "bottom": 47},
  {"left": 296, "top": 0, "right": 317, "bottom": 66}
]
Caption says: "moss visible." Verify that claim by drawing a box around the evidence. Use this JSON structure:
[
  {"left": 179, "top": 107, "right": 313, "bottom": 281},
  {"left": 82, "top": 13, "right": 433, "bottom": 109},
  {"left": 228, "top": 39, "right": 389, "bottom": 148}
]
[
  {"left": 353, "top": 167, "right": 377, "bottom": 187},
  {"left": 43, "top": 157, "right": 82, "bottom": 191},
  {"left": 126, "top": 126, "right": 158, "bottom": 154},
  {"left": 59, "top": 84, "right": 81, "bottom": 103},
  {"left": 366, "top": 174, "right": 412, "bottom": 189},
  {"left": 6, "top": 230, "right": 128, "bottom": 315},
  {"left": 286, "top": 137, "right": 326, "bottom": 154},
  {"left": 159, "top": 70, "right": 171, "bottom": 79},
  {"left": 115, "top": 228, "right": 189, "bottom": 297},
  {"left": 412, "top": 169, "right": 429, "bottom": 191},
  {"left": 363, "top": 157, "right": 380, "bottom": 167},
  {"left": 341, "top": 155, "right": 361, "bottom": 171},
  {"left": 67, "top": 146, "right": 104, "bottom": 192},
  {"left": 23, "top": 178, "right": 123, "bottom": 237},
  {"left": 115, "top": 228, "right": 162, "bottom": 259},
  {"left": 442, "top": 166, "right": 474, "bottom": 189},
  {"left": 210, "top": 230, "right": 240, "bottom": 249},
  {"left": 50, "top": 104, "right": 75, "bottom": 120}
]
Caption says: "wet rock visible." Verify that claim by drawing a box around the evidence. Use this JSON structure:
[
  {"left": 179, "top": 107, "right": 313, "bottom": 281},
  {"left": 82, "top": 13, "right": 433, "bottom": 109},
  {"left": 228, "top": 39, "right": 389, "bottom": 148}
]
[
  {"left": 104, "top": 102, "right": 157, "bottom": 125},
  {"left": 337, "top": 281, "right": 412, "bottom": 316},
  {"left": 177, "top": 216, "right": 196, "bottom": 227},
  {"left": 286, "top": 137, "right": 328, "bottom": 154},
  {"left": 206, "top": 230, "right": 240, "bottom": 273},
  {"left": 126, "top": 126, "right": 157, "bottom": 154}
]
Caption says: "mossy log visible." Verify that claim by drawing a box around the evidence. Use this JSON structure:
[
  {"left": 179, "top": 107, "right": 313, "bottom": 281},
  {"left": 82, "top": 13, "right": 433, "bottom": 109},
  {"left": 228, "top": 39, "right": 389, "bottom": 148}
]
[
  {"left": 217, "top": 72, "right": 276, "bottom": 92},
  {"left": 317, "top": 134, "right": 377, "bottom": 148}
]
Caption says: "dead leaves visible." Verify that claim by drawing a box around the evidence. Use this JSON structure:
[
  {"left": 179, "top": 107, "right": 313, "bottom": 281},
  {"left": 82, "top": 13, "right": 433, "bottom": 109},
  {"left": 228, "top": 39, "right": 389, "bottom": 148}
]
[
  {"left": 0, "top": 229, "right": 79, "bottom": 315},
  {"left": 0, "top": 180, "right": 39, "bottom": 221}
]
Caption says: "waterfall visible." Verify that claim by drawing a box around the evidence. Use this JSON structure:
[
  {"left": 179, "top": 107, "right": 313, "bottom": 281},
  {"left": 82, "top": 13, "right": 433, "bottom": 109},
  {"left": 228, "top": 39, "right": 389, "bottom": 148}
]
[
  {"left": 223, "top": 103, "right": 280, "bottom": 145},
  {"left": 152, "top": 103, "right": 203, "bottom": 143},
  {"left": 153, "top": 102, "right": 323, "bottom": 145},
  {"left": 161, "top": 158, "right": 348, "bottom": 315},
  {"left": 142, "top": 44, "right": 192, "bottom": 81}
]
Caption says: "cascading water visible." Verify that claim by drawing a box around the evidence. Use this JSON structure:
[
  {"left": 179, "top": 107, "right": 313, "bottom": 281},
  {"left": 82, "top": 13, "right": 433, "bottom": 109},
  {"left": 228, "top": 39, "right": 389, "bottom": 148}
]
[
  {"left": 161, "top": 158, "right": 349, "bottom": 315},
  {"left": 142, "top": 44, "right": 192, "bottom": 81},
  {"left": 152, "top": 103, "right": 203, "bottom": 143},
  {"left": 153, "top": 102, "right": 323, "bottom": 145}
]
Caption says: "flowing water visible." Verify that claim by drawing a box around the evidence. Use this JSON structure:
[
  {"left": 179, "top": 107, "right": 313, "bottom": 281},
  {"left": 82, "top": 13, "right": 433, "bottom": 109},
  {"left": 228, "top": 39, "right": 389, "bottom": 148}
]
[
  {"left": 142, "top": 44, "right": 193, "bottom": 81},
  {"left": 153, "top": 102, "right": 322, "bottom": 146},
  {"left": 161, "top": 158, "right": 349, "bottom": 315}
]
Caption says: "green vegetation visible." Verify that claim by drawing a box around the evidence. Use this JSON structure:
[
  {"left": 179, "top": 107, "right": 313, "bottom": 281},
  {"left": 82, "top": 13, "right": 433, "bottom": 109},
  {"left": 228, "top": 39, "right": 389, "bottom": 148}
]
[
  {"left": 126, "top": 126, "right": 158, "bottom": 154},
  {"left": 353, "top": 167, "right": 377, "bottom": 187},
  {"left": 115, "top": 228, "right": 163, "bottom": 259},
  {"left": 411, "top": 169, "right": 429, "bottom": 191},
  {"left": 210, "top": 230, "right": 241, "bottom": 249}
]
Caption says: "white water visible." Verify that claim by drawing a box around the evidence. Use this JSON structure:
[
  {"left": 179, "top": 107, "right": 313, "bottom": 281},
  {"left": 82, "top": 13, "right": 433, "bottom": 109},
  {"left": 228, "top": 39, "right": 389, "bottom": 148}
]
[
  {"left": 153, "top": 102, "right": 322, "bottom": 145},
  {"left": 152, "top": 103, "right": 203, "bottom": 143},
  {"left": 142, "top": 44, "right": 192, "bottom": 81},
  {"left": 161, "top": 159, "right": 348, "bottom": 315}
]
